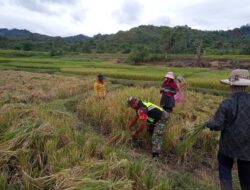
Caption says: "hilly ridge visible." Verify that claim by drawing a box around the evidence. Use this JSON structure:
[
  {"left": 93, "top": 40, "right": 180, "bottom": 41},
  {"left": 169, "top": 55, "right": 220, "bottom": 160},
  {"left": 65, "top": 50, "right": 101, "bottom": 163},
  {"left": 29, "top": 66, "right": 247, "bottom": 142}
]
[{"left": 1, "top": 24, "right": 250, "bottom": 55}]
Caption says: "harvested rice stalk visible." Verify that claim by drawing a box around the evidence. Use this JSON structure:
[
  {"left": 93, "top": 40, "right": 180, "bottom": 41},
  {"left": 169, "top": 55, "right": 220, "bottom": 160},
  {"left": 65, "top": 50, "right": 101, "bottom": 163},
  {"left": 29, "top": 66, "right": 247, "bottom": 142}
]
[
  {"left": 108, "top": 130, "right": 131, "bottom": 146},
  {"left": 22, "top": 169, "right": 56, "bottom": 189},
  {"left": 176, "top": 124, "right": 206, "bottom": 156}
]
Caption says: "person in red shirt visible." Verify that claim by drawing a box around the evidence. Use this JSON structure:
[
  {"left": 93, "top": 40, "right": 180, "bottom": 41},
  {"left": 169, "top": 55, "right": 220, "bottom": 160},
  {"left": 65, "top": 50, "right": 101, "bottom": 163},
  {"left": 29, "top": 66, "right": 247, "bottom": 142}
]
[
  {"left": 127, "top": 97, "right": 168, "bottom": 158},
  {"left": 160, "top": 72, "right": 178, "bottom": 112}
]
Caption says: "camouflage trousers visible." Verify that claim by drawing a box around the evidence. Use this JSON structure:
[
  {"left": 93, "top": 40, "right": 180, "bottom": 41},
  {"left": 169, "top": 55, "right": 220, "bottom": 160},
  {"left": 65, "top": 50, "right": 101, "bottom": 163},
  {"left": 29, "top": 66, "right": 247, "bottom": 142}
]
[{"left": 151, "top": 111, "right": 168, "bottom": 154}]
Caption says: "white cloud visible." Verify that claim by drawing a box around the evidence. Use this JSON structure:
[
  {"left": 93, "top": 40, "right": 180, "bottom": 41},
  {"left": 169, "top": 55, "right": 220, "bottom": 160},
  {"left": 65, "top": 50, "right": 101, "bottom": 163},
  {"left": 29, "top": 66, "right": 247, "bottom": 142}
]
[
  {"left": 43, "top": 0, "right": 78, "bottom": 4},
  {"left": 0, "top": 0, "right": 249, "bottom": 36},
  {"left": 172, "top": 0, "right": 250, "bottom": 30},
  {"left": 112, "top": 0, "right": 143, "bottom": 25},
  {"left": 71, "top": 7, "right": 86, "bottom": 22},
  {"left": 10, "top": 0, "right": 57, "bottom": 15},
  {"left": 150, "top": 16, "right": 171, "bottom": 27}
]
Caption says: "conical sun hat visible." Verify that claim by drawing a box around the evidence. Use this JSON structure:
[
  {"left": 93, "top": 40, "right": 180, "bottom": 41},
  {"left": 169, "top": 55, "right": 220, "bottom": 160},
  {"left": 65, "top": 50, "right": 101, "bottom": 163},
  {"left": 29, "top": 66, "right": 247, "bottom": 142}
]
[
  {"left": 164, "top": 72, "right": 174, "bottom": 79},
  {"left": 220, "top": 69, "right": 250, "bottom": 86}
]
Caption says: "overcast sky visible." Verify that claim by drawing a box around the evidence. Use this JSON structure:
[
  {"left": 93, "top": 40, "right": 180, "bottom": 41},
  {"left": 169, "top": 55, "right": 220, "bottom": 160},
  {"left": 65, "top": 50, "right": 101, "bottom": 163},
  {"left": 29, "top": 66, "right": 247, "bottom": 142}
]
[{"left": 0, "top": 0, "right": 250, "bottom": 37}]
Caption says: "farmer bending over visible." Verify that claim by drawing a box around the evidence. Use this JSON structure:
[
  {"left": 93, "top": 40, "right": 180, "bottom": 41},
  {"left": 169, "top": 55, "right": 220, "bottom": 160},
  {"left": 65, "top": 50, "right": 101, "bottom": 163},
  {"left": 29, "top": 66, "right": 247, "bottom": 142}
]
[
  {"left": 205, "top": 69, "right": 250, "bottom": 190},
  {"left": 127, "top": 97, "right": 168, "bottom": 158}
]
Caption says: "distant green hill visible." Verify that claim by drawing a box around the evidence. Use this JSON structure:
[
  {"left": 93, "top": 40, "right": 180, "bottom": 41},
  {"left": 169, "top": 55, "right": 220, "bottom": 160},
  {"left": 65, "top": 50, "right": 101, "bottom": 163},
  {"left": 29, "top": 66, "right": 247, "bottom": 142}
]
[
  {"left": 1, "top": 24, "right": 250, "bottom": 55},
  {"left": 0, "top": 28, "right": 50, "bottom": 40}
]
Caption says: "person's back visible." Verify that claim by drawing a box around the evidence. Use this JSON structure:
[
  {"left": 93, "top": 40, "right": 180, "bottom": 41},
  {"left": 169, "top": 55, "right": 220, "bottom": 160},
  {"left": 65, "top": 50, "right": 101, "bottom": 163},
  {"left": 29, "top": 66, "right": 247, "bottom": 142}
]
[
  {"left": 219, "top": 92, "right": 250, "bottom": 160},
  {"left": 138, "top": 101, "right": 163, "bottom": 123},
  {"left": 205, "top": 69, "right": 250, "bottom": 190}
]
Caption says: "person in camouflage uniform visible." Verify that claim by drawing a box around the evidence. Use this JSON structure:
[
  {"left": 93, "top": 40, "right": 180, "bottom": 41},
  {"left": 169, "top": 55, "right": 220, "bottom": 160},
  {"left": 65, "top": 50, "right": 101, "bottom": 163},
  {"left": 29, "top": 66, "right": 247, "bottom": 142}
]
[
  {"left": 151, "top": 113, "right": 168, "bottom": 154},
  {"left": 127, "top": 96, "right": 168, "bottom": 158}
]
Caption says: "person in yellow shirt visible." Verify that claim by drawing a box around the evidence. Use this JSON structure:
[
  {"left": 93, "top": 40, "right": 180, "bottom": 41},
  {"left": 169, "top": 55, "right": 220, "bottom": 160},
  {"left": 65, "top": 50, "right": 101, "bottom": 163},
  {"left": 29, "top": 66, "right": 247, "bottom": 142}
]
[{"left": 94, "top": 74, "right": 106, "bottom": 98}]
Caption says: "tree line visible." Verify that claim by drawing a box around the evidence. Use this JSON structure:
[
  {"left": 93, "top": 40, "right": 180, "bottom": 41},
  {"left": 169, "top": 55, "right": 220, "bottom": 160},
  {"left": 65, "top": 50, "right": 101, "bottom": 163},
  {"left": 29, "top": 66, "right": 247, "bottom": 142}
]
[{"left": 1, "top": 24, "right": 250, "bottom": 60}]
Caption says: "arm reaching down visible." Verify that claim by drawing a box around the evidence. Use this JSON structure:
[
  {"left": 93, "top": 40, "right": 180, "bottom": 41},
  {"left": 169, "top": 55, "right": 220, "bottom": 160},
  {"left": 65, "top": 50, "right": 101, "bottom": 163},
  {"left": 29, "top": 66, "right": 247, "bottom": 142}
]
[
  {"left": 127, "top": 115, "right": 138, "bottom": 131},
  {"left": 133, "top": 119, "right": 147, "bottom": 138},
  {"left": 132, "top": 108, "right": 148, "bottom": 138}
]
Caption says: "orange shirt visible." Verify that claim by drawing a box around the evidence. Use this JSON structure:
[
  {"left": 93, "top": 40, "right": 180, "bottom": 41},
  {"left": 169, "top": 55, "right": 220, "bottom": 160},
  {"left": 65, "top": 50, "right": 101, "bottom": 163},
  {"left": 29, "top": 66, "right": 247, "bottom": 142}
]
[{"left": 94, "top": 80, "right": 106, "bottom": 98}]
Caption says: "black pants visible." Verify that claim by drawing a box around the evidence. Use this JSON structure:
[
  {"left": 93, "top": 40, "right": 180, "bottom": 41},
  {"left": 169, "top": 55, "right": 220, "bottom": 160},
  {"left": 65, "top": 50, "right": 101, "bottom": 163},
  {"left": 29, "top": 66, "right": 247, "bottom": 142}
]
[
  {"left": 162, "top": 106, "right": 173, "bottom": 113},
  {"left": 218, "top": 153, "right": 250, "bottom": 190}
]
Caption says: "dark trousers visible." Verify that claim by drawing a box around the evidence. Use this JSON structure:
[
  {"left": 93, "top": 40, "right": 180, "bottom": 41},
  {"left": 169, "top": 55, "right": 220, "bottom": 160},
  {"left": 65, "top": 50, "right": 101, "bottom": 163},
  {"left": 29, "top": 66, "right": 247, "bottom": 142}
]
[
  {"left": 218, "top": 153, "right": 250, "bottom": 190},
  {"left": 162, "top": 106, "right": 173, "bottom": 113}
]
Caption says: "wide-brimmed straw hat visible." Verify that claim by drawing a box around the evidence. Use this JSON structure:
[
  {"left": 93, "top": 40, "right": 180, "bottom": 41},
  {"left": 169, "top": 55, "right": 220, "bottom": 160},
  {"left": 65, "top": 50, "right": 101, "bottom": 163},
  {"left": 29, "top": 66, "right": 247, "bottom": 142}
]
[
  {"left": 220, "top": 69, "right": 250, "bottom": 86},
  {"left": 164, "top": 72, "right": 174, "bottom": 79}
]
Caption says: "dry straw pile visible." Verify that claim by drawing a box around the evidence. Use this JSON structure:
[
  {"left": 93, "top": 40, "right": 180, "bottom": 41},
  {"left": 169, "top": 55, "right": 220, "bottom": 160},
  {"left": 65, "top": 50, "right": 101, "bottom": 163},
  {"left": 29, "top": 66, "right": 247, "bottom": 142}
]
[{"left": 0, "top": 71, "right": 92, "bottom": 103}]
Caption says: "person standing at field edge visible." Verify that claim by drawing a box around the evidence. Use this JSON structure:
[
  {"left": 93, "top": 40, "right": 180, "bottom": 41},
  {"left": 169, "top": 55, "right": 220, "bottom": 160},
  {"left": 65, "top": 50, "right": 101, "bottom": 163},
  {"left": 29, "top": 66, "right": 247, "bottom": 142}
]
[
  {"left": 160, "top": 72, "right": 178, "bottom": 112},
  {"left": 94, "top": 74, "right": 106, "bottom": 99},
  {"left": 127, "top": 97, "right": 168, "bottom": 158},
  {"left": 204, "top": 69, "right": 250, "bottom": 190},
  {"left": 174, "top": 76, "right": 187, "bottom": 103}
]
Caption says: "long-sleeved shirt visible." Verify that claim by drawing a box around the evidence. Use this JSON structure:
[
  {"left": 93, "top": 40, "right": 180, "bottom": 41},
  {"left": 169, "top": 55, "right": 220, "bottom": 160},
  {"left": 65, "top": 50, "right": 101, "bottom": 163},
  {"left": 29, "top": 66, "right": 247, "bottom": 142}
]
[
  {"left": 205, "top": 92, "right": 250, "bottom": 161},
  {"left": 94, "top": 80, "right": 106, "bottom": 98},
  {"left": 161, "top": 80, "right": 178, "bottom": 97}
]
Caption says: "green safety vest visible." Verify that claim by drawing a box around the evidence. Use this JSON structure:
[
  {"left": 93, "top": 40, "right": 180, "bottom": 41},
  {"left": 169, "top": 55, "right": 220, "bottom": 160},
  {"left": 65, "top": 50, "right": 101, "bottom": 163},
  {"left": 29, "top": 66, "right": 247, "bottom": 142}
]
[{"left": 142, "top": 101, "right": 163, "bottom": 123}]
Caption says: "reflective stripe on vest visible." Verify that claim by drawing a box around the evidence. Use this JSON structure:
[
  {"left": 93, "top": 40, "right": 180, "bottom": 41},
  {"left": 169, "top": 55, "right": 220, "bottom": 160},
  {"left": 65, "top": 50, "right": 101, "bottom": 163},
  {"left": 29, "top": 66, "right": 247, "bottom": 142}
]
[
  {"left": 142, "top": 101, "right": 163, "bottom": 111},
  {"left": 142, "top": 101, "right": 163, "bottom": 123}
]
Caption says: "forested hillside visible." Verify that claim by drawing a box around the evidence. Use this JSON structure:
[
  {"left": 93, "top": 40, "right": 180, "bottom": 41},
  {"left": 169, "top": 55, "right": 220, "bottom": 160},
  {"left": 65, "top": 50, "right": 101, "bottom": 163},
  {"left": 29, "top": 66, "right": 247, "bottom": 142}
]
[{"left": 1, "top": 24, "right": 250, "bottom": 55}]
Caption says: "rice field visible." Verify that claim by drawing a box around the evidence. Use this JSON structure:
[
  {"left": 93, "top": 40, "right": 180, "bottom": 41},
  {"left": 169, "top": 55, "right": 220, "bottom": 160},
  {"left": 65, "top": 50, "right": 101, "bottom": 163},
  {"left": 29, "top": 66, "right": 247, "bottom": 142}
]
[
  {"left": 0, "top": 51, "right": 245, "bottom": 189},
  {"left": 0, "top": 70, "right": 94, "bottom": 103},
  {"left": 0, "top": 51, "right": 235, "bottom": 93}
]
